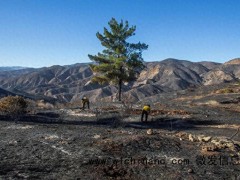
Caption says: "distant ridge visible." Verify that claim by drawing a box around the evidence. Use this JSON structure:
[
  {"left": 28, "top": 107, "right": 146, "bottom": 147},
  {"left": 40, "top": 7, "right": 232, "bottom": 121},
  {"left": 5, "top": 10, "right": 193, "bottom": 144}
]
[
  {"left": 0, "top": 87, "right": 58, "bottom": 103},
  {"left": 0, "top": 66, "right": 31, "bottom": 71},
  {"left": 224, "top": 58, "right": 240, "bottom": 65},
  {"left": 0, "top": 58, "right": 239, "bottom": 102}
]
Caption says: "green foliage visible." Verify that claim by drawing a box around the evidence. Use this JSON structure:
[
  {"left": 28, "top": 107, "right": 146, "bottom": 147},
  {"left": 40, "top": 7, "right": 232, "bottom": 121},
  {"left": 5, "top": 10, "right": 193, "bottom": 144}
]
[
  {"left": 88, "top": 18, "right": 148, "bottom": 100},
  {"left": 0, "top": 96, "right": 28, "bottom": 116}
]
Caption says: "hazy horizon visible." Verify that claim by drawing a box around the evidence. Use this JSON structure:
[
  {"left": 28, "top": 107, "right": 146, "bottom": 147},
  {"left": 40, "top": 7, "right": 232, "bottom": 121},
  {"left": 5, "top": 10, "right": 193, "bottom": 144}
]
[
  {"left": 1, "top": 57, "right": 230, "bottom": 69},
  {"left": 1, "top": 0, "right": 240, "bottom": 67}
]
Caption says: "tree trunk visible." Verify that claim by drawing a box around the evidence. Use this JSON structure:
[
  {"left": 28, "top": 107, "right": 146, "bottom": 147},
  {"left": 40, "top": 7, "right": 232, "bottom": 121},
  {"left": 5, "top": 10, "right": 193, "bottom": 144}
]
[
  {"left": 118, "top": 79, "right": 122, "bottom": 101},
  {"left": 118, "top": 65, "right": 124, "bottom": 101}
]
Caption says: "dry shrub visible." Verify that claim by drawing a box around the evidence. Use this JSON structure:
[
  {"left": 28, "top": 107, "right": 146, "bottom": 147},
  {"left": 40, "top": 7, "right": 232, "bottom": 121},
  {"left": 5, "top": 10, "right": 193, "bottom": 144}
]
[
  {"left": 121, "top": 96, "right": 134, "bottom": 116},
  {"left": 26, "top": 99, "right": 38, "bottom": 114},
  {"left": 36, "top": 100, "right": 54, "bottom": 109},
  {"left": 0, "top": 96, "right": 28, "bottom": 116},
  {"left": 62, "top": 100, "right": 82, "bottom": 109},
  {"left": 215, "top": 88, "right": 234, "bottom": 94},
  {"left": 235, "top": 80, "right": 240, "bottom": 86}
]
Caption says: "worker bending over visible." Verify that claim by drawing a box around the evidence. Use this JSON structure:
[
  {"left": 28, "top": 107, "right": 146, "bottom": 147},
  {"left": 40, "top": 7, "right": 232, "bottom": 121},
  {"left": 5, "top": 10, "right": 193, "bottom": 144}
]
[
  {"left": 141, "top": 104, "right": 150, "bottom": 122},
  {"left": 82, "top": 96, "right": 90, "bottom": 110}
]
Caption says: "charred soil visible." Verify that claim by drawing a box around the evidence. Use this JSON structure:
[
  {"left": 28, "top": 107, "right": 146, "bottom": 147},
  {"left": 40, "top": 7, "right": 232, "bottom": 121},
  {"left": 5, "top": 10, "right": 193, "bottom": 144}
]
[{"left": 1, "top": 83, "right": 240, "bottom": 179}]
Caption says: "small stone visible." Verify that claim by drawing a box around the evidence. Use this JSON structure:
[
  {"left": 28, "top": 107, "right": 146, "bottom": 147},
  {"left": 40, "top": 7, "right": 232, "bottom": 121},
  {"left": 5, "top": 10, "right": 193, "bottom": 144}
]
[
  {"left": 202, "top": 136, "right": 212, "bottom": 142},
  {"left": 128, "top": 131, "right": 133, "bottom": 135},
  {"left": 188, "top": 169, "right": 194, "bottom": 173},
  {"left": 189, "top": 134, "right": 195, "bottom": 142},
  {"left": 93, "top": 134, "right": 101, "bottom": 139},
  {"left": 211, "top": 139, "right": 220, "bottom": 146},
  {"left": 147, "top": 129, "right": 153, "bottom": 135},
  {"left": 17, "top": 173, "right": 29, "bottom": 179},
  {"left": 198, "top": 135, "right": 212, "bottom": 142},
  {"left": 8, "top": 140, "right": 17, "bottom": 145}
]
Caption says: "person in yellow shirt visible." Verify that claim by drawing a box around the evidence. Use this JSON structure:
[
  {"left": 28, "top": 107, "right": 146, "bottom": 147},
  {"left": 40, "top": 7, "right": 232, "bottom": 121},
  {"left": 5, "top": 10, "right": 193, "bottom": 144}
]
[
  {"left": 141, "top": 104, "right": 151, "bottom": 122},
  {"left": 82, "top": 96, "right": 90, "bottom": 110}
]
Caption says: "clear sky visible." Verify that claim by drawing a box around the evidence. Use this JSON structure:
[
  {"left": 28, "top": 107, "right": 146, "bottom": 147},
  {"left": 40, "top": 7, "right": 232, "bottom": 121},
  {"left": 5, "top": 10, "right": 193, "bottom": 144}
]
[{"left": 0, "top": 0, "right": 240, "bottom": 67}]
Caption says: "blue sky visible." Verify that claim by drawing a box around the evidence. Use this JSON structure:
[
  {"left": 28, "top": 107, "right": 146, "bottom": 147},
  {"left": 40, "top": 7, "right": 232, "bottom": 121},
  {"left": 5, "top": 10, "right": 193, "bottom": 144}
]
[{"left": 0, "top": 0, "right": 240, "bottom": 67}]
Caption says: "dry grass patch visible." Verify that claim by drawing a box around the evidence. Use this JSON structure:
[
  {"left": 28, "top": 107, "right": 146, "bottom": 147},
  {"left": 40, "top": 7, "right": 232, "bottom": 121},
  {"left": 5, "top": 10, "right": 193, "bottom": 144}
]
[
  {"left": 36, "top": 100, "right": 54, "bottom": 109},
  {"left": 203, "top": 124, "right": 240, "bottom": 130},
  {"left": 214, "top": 87, "right": 240, "bottom": 94},
  {"left": 194, "top": 100, "right": 219, "bottom": 107},
  {"left": 204, "top": 100, "right": 219, "bottom": 106}
]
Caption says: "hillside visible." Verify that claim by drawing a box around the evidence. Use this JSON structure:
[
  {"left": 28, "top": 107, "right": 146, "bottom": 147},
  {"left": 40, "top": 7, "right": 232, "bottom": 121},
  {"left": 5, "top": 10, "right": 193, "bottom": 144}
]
[
  {"left": 224, "top": 58, "right": 240, "bottom": 65},
  {"left": 0, "top": 87, "right": 58, "bottom": 103},
  {"left": 0, "top": 87, "right": 15, "bottom": 98},
  {"left": 0, "top": 58, "right": 239, "bottom": 103},
  {"left": 203, "top": 58, "right": 240, "bottom": 85},
  {"left": 0, "top": 68, "right": 36, "bottom": 79}
]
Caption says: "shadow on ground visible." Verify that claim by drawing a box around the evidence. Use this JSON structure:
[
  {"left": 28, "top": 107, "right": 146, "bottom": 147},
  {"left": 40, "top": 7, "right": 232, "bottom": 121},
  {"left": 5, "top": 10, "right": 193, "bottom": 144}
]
[{"left": 0, "top": 111, "right": 223, "bottom": 131}]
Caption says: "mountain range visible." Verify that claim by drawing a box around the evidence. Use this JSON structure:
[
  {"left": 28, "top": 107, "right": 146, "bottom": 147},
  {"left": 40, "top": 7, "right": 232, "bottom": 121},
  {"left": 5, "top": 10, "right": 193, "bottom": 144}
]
[
  {"left": 0, "top": 66, "right": 31, "bottom": 72},
  {"left": 0, "top": 58, "right": 239, "bottom": 103}
]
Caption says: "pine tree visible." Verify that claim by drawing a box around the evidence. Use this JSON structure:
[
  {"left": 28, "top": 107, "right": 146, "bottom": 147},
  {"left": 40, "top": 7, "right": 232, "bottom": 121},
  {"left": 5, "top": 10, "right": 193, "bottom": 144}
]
[{"left": 88, "top": 18, "right": 148, "bottom": 101}]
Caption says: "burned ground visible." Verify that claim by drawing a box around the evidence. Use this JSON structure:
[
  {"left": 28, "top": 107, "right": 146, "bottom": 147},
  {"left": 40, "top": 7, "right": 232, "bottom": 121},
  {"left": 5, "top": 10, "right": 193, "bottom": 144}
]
[{"left": 0, "top": 82, "right": 240, "bottom": 179}]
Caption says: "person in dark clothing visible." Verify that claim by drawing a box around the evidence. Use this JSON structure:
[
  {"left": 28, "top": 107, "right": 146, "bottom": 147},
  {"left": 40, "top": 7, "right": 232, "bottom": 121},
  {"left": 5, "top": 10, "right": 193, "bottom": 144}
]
[
  {"left": 141, "top": 104, "right": 151, "bottom": 122},
  {"left": 82, "top": 96, "right": 90, "bottom": 110}
]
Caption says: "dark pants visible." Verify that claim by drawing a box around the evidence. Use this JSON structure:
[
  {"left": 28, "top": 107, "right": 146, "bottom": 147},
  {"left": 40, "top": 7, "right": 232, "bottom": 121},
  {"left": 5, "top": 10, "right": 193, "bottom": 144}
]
[
  {"left": 83, "top": 101, "right": 90, "bottom": 110},
  {"left": 141, "top": 110, "right": 148, "bottom": 122}
]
